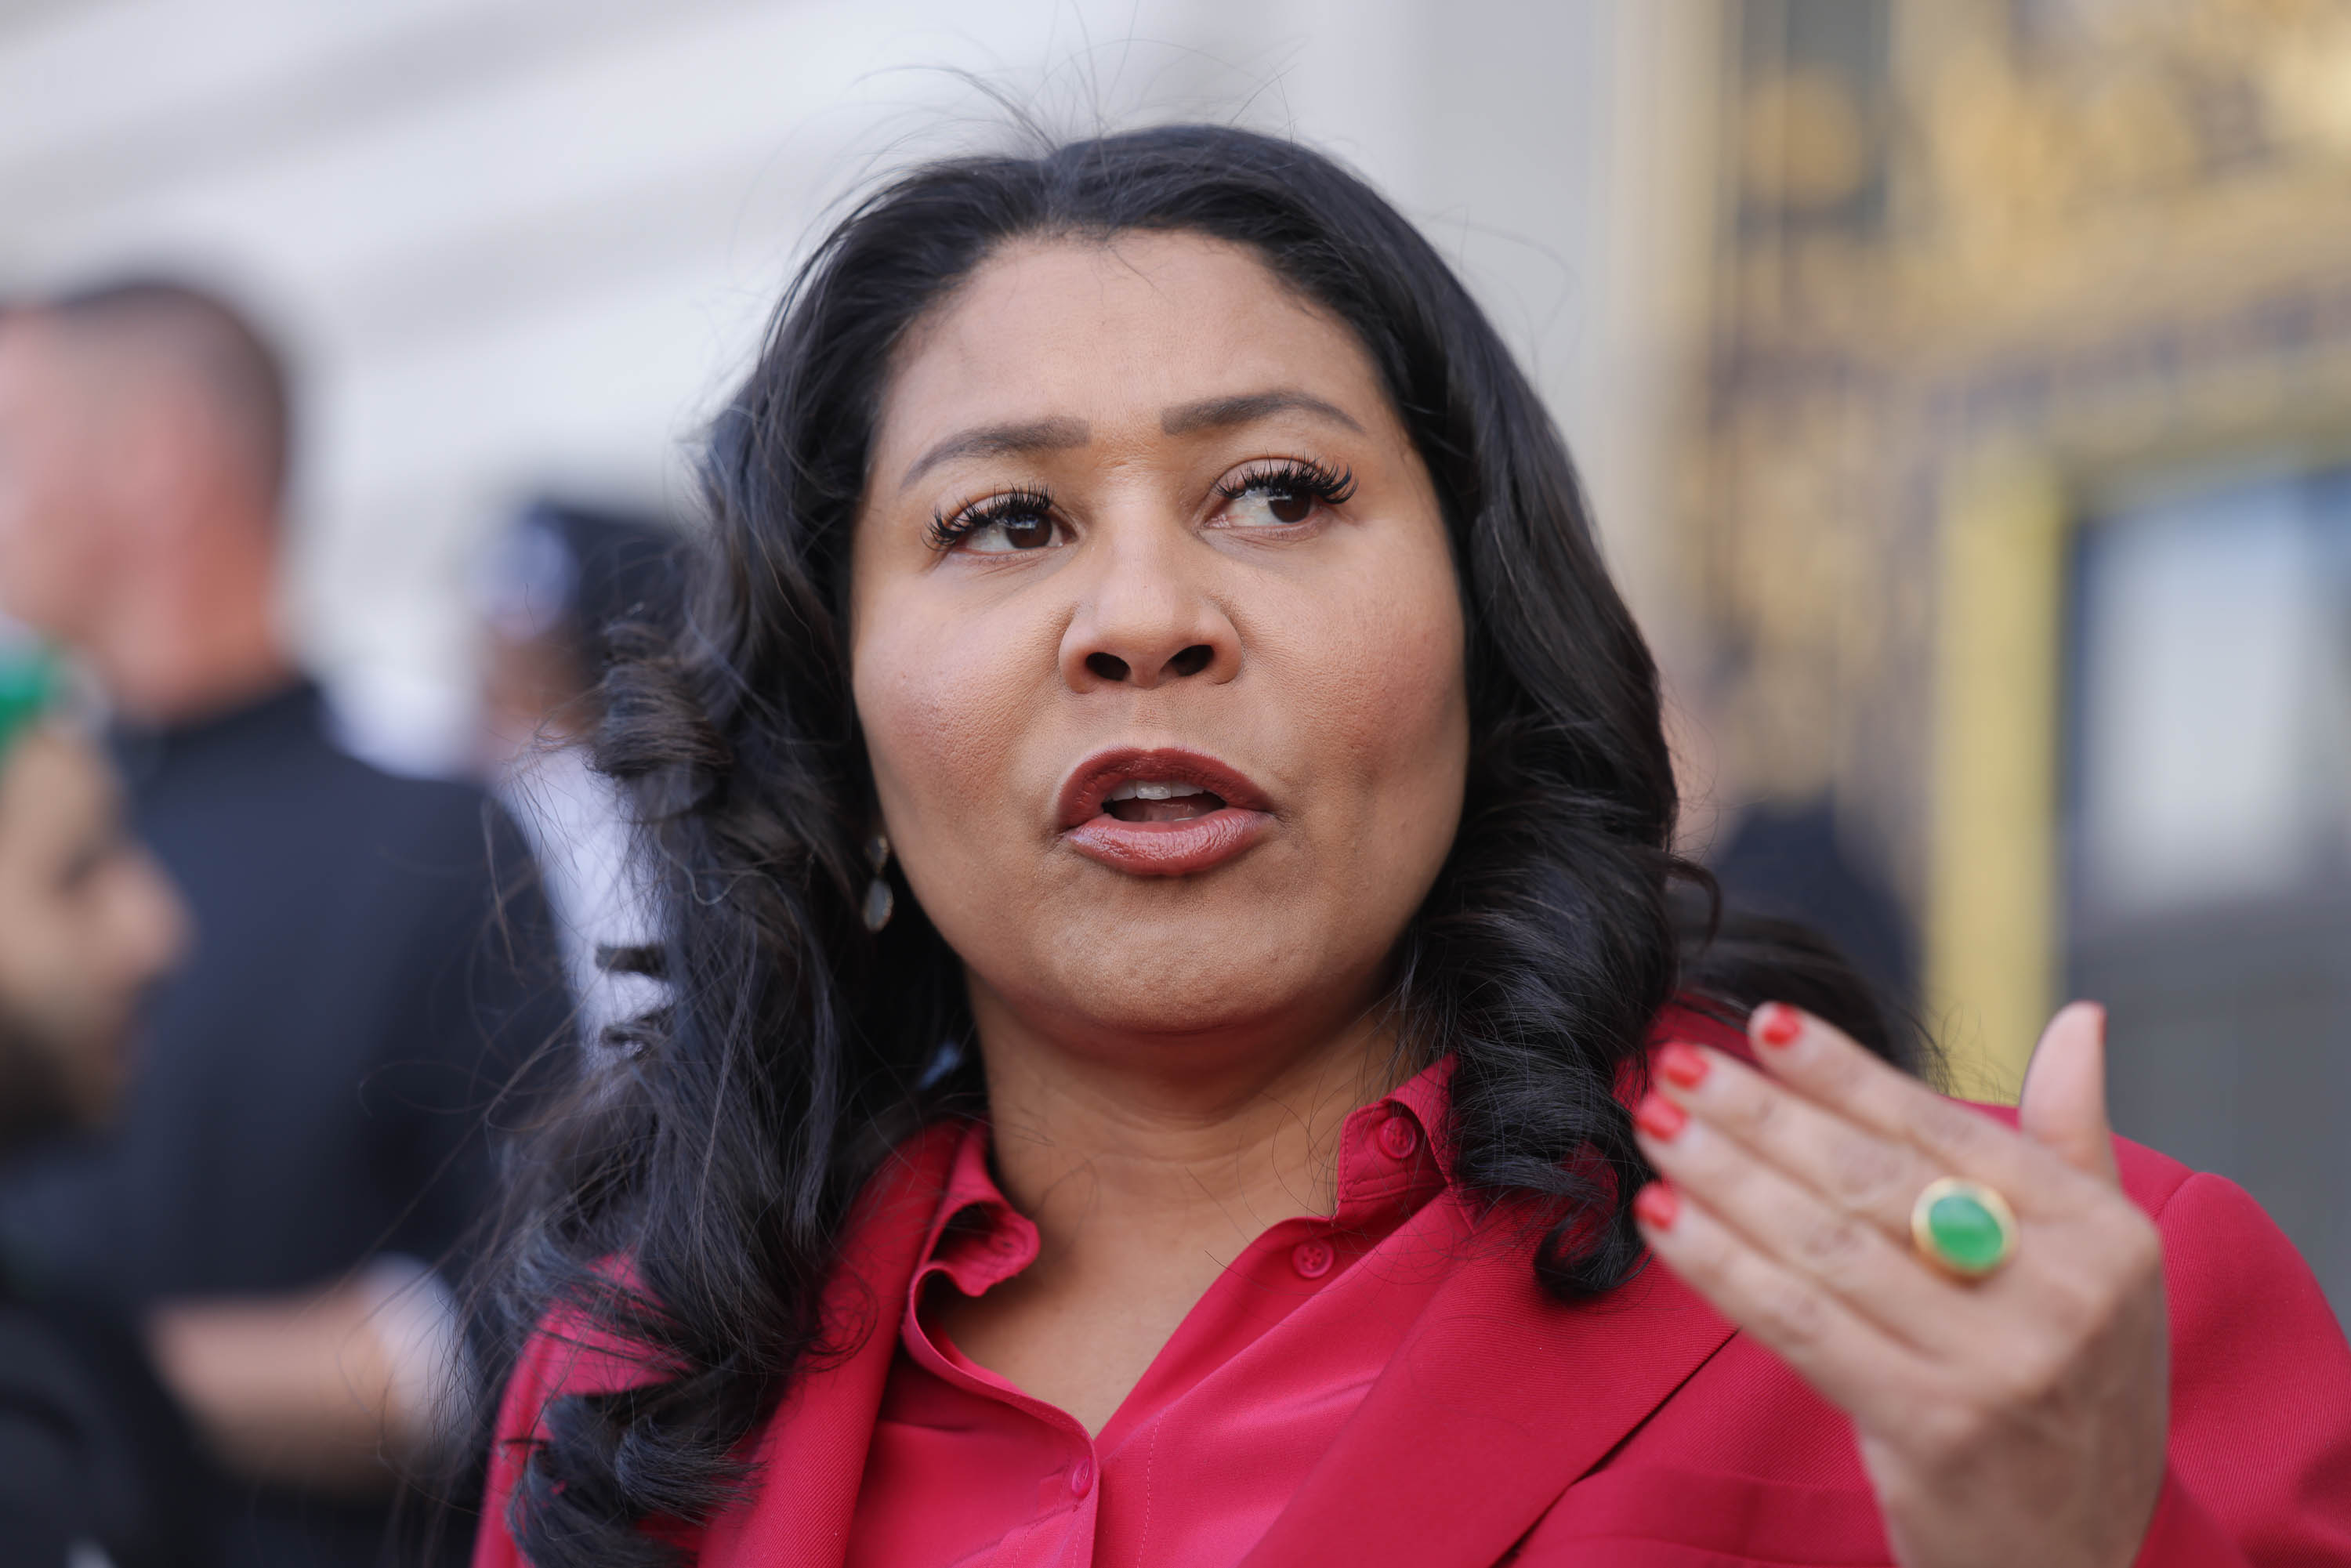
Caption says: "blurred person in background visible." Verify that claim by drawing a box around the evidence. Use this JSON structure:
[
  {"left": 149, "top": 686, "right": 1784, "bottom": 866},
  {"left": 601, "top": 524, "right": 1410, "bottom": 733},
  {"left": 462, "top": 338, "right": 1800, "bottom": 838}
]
[
  {"left": 474, "top": 499, "right": 679, "bottom": 1051},
  {"left": 0, "top": 651, "right": 214, "bottom": 1568},
  {"left": 1707, "top": 799, "right": 1917, "bottom": 1013},
  {"left": 0, "top": 281, "right": 570, "bottom": 1567},
  {"left": 1672, "top": 661, "right": 1920, "bottom": 1018}
]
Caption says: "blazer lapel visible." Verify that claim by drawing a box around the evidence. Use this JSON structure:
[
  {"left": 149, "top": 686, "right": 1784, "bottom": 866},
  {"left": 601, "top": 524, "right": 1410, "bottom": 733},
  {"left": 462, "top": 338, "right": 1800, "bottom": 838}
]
[
  {"left": 697, "top": 1123, "right": 961, "bottom": 1568},
  {"left": 1241, "top": 1207, "right": 1739, "bottom": 1568}
]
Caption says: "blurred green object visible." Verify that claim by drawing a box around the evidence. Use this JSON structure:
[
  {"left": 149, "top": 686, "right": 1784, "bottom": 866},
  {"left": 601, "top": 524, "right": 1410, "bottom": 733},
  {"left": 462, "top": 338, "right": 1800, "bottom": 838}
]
[{"left": 0, "top": 648, "right": 57, "bottom": 762}]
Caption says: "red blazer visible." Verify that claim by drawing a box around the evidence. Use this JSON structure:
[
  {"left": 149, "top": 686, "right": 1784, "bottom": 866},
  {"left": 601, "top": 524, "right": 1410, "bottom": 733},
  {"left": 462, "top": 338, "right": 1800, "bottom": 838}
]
[{"left": 479, "top": 1074, "right": 2351, "bottom": 1566}]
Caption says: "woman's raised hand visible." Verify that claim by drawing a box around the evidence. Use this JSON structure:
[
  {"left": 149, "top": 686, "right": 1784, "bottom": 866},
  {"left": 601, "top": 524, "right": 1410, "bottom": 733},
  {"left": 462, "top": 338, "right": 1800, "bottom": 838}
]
[{"left": 1631, "top": 1002, "right": 2169, "bottom": 1568}]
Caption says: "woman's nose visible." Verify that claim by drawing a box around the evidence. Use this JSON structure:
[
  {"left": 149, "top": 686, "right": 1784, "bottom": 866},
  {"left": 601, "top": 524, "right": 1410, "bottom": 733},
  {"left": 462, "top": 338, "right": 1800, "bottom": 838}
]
[{"left": 1058, "top": 533, "right": 1240, "bottom": 691}]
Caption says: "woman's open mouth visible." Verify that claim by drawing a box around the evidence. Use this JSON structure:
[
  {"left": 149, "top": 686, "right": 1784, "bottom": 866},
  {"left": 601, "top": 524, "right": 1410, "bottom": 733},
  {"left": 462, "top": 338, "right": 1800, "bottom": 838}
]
[
  {"left": 1101, "top": 780, "right": 1227, "bottom": 822},
  {"left": 1057, "top": 748, "right": 1273, "bottom": 876}
]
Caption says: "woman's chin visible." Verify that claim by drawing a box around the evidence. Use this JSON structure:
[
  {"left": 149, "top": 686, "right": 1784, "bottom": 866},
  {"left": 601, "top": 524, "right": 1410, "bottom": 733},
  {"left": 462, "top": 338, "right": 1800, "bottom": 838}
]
[{"left": 972, "top": 945, "right": 1319, "bottom": 1044}]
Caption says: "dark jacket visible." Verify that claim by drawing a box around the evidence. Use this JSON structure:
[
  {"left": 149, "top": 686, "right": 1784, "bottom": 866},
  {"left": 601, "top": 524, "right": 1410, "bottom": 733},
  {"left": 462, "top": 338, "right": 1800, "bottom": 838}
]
[{"left": 0, "top": 1258, "right": 219, "bottom": 1568}]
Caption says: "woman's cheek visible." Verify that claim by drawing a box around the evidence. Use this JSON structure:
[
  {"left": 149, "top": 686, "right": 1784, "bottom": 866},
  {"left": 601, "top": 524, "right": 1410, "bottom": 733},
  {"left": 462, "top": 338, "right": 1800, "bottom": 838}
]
[
  {"left": 1378, "top": 646, "right": 1471, "bottom": 889},
  {"left": 1347, "top": 564, "right": 1470, "bottom": 902},
  {"left": 853, "top": 599, "right": 1040, "bottom": 894},
  {"left": 1312, "top": 553, "right": 1468, "bottom": 815}
]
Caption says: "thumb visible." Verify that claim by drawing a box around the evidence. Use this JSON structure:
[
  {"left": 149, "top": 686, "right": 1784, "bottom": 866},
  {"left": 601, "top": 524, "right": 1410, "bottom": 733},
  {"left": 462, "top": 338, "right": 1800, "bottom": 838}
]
[{"left": 2018, "top": 1001, "right": 2120, "bottom": 1183}]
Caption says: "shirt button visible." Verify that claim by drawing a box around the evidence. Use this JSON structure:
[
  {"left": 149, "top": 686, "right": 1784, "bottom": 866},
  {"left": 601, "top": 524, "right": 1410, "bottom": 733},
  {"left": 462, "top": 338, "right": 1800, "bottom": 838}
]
[
  {"left": 1378, "top": 1112, "right": 1420, "bottom": 1161},
  {"left": 1068, "top": 1456, "right": 1094, "bottom": 1497},
  {"left": 1291, "top": 1237, "right": 1335, "bottom": 1279}
]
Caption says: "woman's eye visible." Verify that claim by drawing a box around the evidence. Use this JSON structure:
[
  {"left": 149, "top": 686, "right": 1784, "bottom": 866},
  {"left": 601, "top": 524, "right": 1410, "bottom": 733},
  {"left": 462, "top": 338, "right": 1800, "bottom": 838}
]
[
  {"left": 1224, "top": 483, "right": 1320, "bottom": 527},
  {"left": 960, "top": 512, "right": 1063, "bottom": 553}
]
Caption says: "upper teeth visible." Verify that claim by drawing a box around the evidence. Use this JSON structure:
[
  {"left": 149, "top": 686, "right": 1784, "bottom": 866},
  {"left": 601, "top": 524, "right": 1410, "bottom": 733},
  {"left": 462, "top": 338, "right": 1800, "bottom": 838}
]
[{"left": 1106, "top": 780, "right": 1208, "bottom": 802}]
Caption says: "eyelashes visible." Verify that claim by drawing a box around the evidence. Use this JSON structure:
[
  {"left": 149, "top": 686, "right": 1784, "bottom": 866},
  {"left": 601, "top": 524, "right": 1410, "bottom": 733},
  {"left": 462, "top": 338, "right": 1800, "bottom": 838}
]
[
  {"left": 926, "top": 484, "right": 1054, "bottom": 552},
  {"left": 925, "top": 458, "right": 1357, "bottom": 553},
  {"left": 1213, "top": 456, "right": 1357, "bottom": 509}
]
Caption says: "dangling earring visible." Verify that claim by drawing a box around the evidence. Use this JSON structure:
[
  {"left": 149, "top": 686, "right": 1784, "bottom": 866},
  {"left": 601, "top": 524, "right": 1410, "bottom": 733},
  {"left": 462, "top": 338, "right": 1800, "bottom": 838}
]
[{"left": 862, "top": 834, "right": 895, "bottom": 932}]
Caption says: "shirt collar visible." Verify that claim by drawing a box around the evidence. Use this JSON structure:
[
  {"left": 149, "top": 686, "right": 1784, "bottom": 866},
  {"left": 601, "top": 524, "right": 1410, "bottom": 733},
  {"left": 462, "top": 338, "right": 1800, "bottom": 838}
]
[
  {"left": 912, "top": 1056, "right": 1458, "bottom": 1293},
  {"left": 1328, "top": 1056, "right": 1451, "bottom": 1226},
  {"left": 916, "top": 1121, "right": 1038, "bottom": 1300}
]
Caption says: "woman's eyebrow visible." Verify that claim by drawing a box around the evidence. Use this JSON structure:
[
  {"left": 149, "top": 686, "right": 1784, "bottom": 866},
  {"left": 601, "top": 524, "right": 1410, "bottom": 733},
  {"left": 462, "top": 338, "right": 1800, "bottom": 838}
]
[
  {"left": 1160, "top": 389, "right": 1364, "bottom": 436},
  {"left": 900, "top": 415, "right": 1090, "bottom": 489}
]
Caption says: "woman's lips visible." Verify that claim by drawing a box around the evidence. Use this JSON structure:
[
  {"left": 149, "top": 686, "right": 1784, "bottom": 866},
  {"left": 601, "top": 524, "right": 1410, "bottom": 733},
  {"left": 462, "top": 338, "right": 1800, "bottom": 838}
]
[{"left": 1056, "top": 747, "right": 1273, "bottom": 877}]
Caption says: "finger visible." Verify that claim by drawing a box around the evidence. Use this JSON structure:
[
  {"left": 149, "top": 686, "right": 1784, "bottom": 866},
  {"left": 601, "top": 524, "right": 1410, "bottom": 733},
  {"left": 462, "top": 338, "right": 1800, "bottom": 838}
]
[
  {"left": 1654, "top": 1041, "right": 2153, "bottom": 1351},
  {"left": 1651, "top": 1041, "right": 1944, "bottom": 1244},
  {"left": 1748, "top": 1004, "right": 2103, "bottom": 1219},
  {"left": 1634, "top": 1181, "right": 1933, "bottom": 1436},
  {"left": 1632, "top": 1084, "right": 1955, "bottom": 1352},
  {"left": 2017, "top": 1001, "right": 2121, "bottom": 1185}
]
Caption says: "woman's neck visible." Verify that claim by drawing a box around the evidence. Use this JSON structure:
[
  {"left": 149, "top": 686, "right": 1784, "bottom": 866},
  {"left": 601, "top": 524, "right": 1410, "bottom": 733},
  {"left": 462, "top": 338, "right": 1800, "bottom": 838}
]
[
  {"left": 943, "top": 994, "right": 1400, "bottom": 1431},
  {"left": 982, "top": 1012, "right": 1394, "bottom": 1247}
]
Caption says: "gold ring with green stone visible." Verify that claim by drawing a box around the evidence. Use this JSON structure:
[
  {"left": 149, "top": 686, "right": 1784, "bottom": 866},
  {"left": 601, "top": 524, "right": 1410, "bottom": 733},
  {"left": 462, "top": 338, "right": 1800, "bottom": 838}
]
[{"left": 1910, "top": 1177, "right": 2020, "bottom": 1280}]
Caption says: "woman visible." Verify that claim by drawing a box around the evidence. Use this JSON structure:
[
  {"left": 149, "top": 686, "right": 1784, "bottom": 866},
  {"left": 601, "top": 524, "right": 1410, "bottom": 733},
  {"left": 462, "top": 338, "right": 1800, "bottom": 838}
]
[{"left": 474, "top": 126, "right": 2351, "bottom": 1567}]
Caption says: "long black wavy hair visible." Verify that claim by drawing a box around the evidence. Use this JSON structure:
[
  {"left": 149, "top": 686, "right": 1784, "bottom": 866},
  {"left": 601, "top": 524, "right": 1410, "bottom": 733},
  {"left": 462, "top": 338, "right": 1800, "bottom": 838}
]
[{"left": 485, "top": 123, "right": 1913, "bottom": 1566}]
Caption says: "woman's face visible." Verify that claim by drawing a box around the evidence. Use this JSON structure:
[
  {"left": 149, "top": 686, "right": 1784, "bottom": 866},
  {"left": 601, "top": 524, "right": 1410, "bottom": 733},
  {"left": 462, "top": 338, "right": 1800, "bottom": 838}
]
[{"left": 850, "top": 233, "right": 1469, "bottom": 1064}]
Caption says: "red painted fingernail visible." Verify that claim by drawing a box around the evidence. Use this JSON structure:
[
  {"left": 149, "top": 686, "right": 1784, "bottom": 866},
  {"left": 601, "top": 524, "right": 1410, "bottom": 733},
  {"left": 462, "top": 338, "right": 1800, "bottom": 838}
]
[
  {"left": 1633, "top": 1182, "right": 1679, "bottom": 1229},
  {"left": 1755, "top": 1003, "right": 1802, "bottom": 1048},
  {"left": 1657, "top": 1041, "right": 1709, "bottom": 1088},
  {"left": 1632, "top": 1092, "right": 1687, "bottom": 1139}
]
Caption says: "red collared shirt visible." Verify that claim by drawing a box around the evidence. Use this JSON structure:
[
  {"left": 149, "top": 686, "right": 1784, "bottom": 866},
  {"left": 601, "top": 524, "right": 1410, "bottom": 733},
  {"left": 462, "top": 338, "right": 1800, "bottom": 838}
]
[
  {"left": 478, "top": 1008, "right": 2351, "bottom": 1568},
  {"left": 844, "top": 1060, "right": 1463, "bottom": 1567}
]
